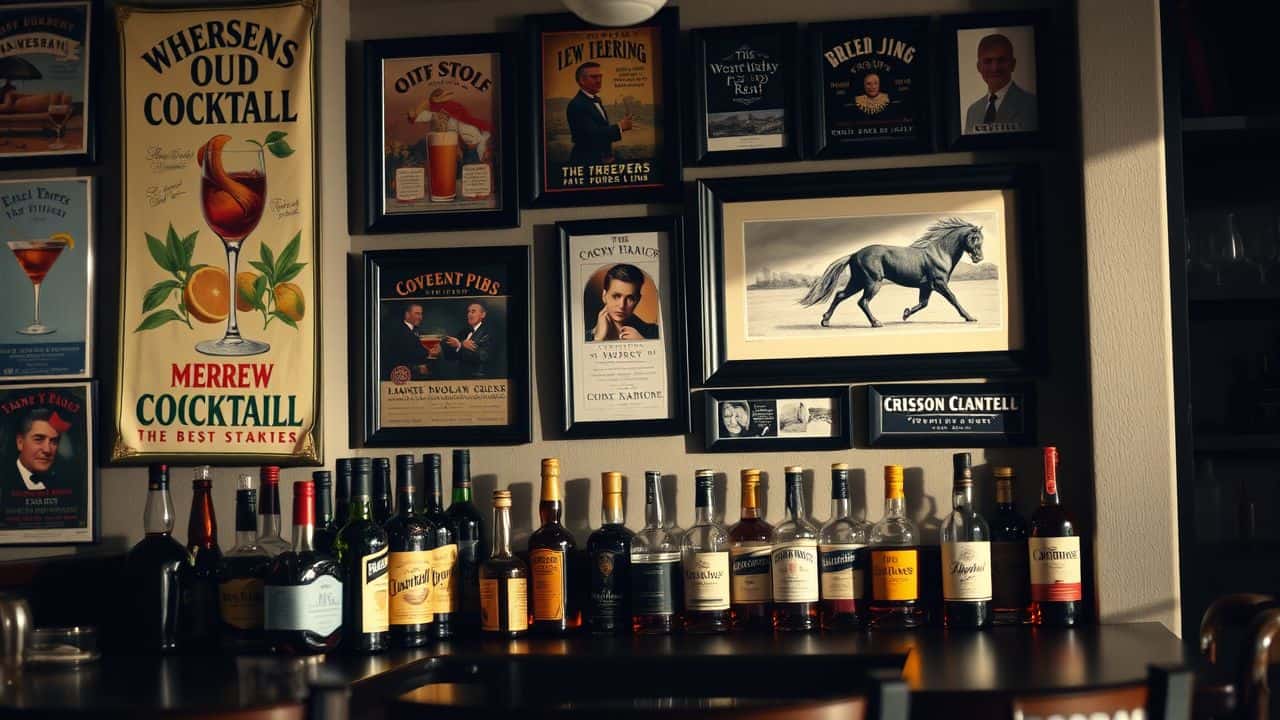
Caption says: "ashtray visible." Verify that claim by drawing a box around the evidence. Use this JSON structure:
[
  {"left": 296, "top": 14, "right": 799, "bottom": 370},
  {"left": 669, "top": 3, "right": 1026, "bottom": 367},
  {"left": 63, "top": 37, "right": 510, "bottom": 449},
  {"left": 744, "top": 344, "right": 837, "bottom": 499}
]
[{"left": 26, "top": 626, "right": 100, "bottom": 665}]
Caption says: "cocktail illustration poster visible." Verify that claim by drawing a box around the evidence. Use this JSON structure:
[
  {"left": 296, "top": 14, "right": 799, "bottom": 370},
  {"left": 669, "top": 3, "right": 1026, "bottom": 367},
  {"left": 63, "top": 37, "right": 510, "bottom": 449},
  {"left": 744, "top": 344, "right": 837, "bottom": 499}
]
[
  {"left": 0, "top": 177, "right": 91, "bottom": 380},
  {"left": 114, "top": 2, "right": 320, "bottom": 463},
  {"left": 0, "top": 1, "right": 92, "bottom": 160}
]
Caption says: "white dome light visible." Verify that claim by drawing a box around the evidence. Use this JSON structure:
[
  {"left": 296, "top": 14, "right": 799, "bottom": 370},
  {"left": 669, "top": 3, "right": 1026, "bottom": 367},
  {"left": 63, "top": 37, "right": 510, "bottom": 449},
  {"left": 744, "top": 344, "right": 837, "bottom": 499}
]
[{"left": 561, "top": 0, "right": 667, "bottom": 27}]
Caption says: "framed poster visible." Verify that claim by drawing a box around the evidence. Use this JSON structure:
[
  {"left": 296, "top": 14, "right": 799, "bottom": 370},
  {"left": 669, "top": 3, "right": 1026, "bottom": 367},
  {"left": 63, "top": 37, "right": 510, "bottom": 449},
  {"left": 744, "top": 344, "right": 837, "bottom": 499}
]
[
  {"left": 0, "top": 176, "right": 92, "bottom": 380},
  {"left": 0, "top": 381, "right": 96, "bottom": 545},
  {"left": 691, "top": 165, "right": 1042, "bottom": 386},
  {"left": 114, "top": 2, "right": 320, "bottom": 464},
  {"left": 808, "top": 17, "right": 932, "bottom": 159},
  {"left": 940, "top": 12, "right": 1047, "bottom": 150},
  {"left": 0, "top": 0, "right": 96, "bottom": 168},
  {"left": 358, "top": 32, "right": 519, "bottom": 234},
  {"left": 867, "top": 382, "right": 1036, "bottom": 448},
  {"left": 688, "top": 23, "right": 802, "bottom": 166},
  {"left": 524, "top": 8, "right": 681, "bottom": 207},
  {"left": 360, "top": 245, "right": 530, "bottom": 447},
  {"left": 701, "top": 386, "right": 851, "bottom": 452},
  {"left": 557, "top": 216, "right": 686, "bottom": 438}
]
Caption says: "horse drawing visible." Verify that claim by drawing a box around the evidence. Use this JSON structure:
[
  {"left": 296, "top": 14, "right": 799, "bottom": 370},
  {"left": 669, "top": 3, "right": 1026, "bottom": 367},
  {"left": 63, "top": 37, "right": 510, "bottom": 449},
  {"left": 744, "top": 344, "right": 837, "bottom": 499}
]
[{"left": 798, "top": 218, "right": 985, "bottom": 328}]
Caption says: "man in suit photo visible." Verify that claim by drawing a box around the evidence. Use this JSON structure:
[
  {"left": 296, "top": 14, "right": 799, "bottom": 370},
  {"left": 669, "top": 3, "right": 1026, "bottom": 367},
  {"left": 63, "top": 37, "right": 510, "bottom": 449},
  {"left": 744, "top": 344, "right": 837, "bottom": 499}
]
[
  {"left": 444, "top": 302, "right": 495, "bottom": 378},
  {"left": 11, "top": 408, "right": 62, "bottom": 492},
  {"left": 588, "top": 263, "right": 660, "bottom": 342},
  {"left": 566, "top": 61, "right": 634, "bottom": 165},
  {"left": 382, "top": 303, "right": 435, "bottom": 380},
  {"left": 963, "top": 33, "right": 1038, "bottom": 135}
]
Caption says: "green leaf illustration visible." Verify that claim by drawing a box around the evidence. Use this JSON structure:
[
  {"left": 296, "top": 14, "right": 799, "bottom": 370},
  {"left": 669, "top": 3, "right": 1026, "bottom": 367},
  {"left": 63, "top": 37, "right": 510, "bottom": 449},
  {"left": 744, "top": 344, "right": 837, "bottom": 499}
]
[
  {"left": 260, "top": 242, "right": 276, "bottom": 275},
  {"left": 276, "top": 261, "right": 306, "bottom": 284},
  {"left": 248, "top": 260, "right": 272, "bottom": 279},
  {"left": 146, "top": 232, "right": 176, "bottom": 273},
  {"left": 265, "top": 131, "right": 287, "bottom": 144},
  {"left": 136, "top": 309, "right": 184, "bottom": 332},
  {"left": 142, "top": 280, "right": 180, "bottom": 313},
  {"left": 165, "top": 225, "right": 183, "bottom": 271},
  {"left": 270, "top": 310, "right": 298, "bottom": 329},
  {"left": 276, "top": 232, "right": 301, "bottom": 275},
  {"left": 266, "top": 140, "right": 294, "bottom": 158},
  {"left": 181, "top": 231, "right": 198, "bottom": 270},
  {"left": 251, "top": 274, "right": 269, "bottom": 311}
]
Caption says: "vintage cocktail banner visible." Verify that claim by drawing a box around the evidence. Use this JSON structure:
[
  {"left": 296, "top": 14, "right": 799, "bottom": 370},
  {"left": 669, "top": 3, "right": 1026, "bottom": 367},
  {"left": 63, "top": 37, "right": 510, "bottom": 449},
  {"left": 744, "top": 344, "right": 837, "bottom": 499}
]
[
  {"left": 0, "top": 1, "right": 93, "bottom": 163},
  {"left": 114, "top": 1, "right": 320, "bottom": 463}
]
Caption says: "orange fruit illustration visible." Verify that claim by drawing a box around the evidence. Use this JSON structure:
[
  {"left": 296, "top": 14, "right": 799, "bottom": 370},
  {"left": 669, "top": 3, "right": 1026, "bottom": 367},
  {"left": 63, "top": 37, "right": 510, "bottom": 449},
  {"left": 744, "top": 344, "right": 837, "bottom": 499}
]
[
  {"left": 184, "top": 266, "right": 230, "bottom": 323},
  {"left": 197, "top": 134, "right": 255, "bottom": 213},
  {"left": 236, "top": 272, "right": 259, "bottom": 312},
  {"left": 274, "top": 282, "right": 305, "bottom": 322}
]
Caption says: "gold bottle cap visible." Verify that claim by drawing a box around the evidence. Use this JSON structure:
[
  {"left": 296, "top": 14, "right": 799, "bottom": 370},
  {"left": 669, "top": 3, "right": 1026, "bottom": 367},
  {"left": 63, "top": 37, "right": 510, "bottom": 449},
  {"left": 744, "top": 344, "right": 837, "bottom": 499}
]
[
  {"left": 541, "top": 457, "right": 560, "bottom": 476},
  {"left": 884, "top": 464, "right": 904, "bottom": 499},
  {"left": 994, "top": 466, "right": 1014, "bottom": 478},
  {"left": 492, "top": 489, "right": 512, "bottom": 508},
  {"left": 785, "top": 465, "right": 804, "bottom": 474},
  {"left": 602, "top": 471, "right": 623, "bottom": 495},
  {"left": 832, "top": 462, "right": 849, "bottom": 471},
  {"left": 695, "top": 468, "right": 715, "bottom": 479},
  {"left": 540, "top": 459, "right": 562, "bottom": 501},
  {"left": 740, "top": 468, "right": 761, "bottom": 483}
]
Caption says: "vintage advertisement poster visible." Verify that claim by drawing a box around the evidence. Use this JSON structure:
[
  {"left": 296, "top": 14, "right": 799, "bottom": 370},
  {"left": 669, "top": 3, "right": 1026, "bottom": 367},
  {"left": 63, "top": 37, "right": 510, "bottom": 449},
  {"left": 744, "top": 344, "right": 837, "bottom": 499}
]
[
  {"left": 0, "top": 1, "right": 91, "bottom": 160},
  {"left": 566, "top": 229, "right": 674, "bottom": 424},
  {"left": 0, "top": 381, "right": 94, "bottom": 544},
  {"left": 0, "top": 176, "right": 91, "bottom": 379},
  {"left": 114, "top": 2, "right": 319, "bottom": 463},
  {"left": 701, "top": 31, "right": 787, "bottom": 152}
]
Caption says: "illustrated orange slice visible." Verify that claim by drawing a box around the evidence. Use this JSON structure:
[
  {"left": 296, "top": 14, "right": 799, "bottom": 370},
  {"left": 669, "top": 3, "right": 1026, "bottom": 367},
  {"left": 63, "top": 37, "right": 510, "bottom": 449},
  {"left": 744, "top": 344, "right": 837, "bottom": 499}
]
[
  {"left": 184, "top": 266, "right": 230, "bottom": 323},
  {"left": 49, "top": 232, "right": 74, "bottom": 249},
  {"left": 197, "top": 134, "right": 255, "bottom": 214}
]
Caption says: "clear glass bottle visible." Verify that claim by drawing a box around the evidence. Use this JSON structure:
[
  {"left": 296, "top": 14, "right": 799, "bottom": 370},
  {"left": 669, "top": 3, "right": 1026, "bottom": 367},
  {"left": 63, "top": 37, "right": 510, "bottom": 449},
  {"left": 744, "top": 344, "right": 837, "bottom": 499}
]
[
  {"left": 771, "top": 466, "right": 819, "bottom": 632},
  {"left": 256, "top": 465, "right": 290, "bottom": 557},
  {"left": 631, "top": 471, "right": 683, "bottom": 635},
  {"left": 940, "top": 453, "right": 992, "bottom": 629},
  {"left": 263, "top": 480, "right": 343, "bottom": 654},
  {"left": 123, "top": 464, "right": 191, "bottom": 654},
  {"left": 1030, "top": 446, "right": 1083, "bottom": 627},
  {"left": 819, "top": 463, "right": 870, "bottom": 630},
  {"left": 386, "top": 454, "right": 432, "bottom": 648},
  {"left": 480, "top": 490, "right": 528, "bottom": 638},
  {"left": 868, "top": 464, "right": 925, "bottom": 629},
  {"left": 217, "top": 473, "right": 271, "bottom": 653},
  {"left": 587, "top": 471, "right": 634, "bottom": 634},
  {"left": 682, "top": 469, "right": 731, "bottom": 634},
  {"left": 729, "top": 468, "right": 773, "bottom": 630},
  {"left": 529, "top": 458, "right": 580, "bottom": 633},
  {"left": 990, "top": 466, "right": 1031, "bottom": 625}
]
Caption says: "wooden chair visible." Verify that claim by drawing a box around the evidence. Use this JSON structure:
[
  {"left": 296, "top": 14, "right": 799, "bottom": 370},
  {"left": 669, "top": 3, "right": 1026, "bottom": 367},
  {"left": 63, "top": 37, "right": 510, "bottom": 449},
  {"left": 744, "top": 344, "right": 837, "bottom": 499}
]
[
  {"left": 1012, "top": 664, "right": 1194, "bottom": 720},
  {"left": 1194, "top": 592, "right": 1280, "bottom": 719}
]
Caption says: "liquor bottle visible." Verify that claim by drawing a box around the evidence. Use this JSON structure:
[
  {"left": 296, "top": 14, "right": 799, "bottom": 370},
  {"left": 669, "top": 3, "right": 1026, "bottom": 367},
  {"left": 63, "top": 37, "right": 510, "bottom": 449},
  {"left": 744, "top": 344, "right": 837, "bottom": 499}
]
[
  {"left": 313, "top": 470, "right": 339, "bottom": 557},
  {"left": 480, "top": 489, "right": 528, "bottom": 638},
  {"left": 256, "top": 466, "right": 290, "bottom": 557},
  {"left": 217, "top": 474, "right": 271, "bottom": 652},
  {"left": 386, "top": 454, "right": 432, "bottom": 648},
  {"left": 335, "top": 457, "right": 390, "bottom": 652},
  {"left": 423, "top": 453, "right": 458, "bottom": 640},
  {"left": 334, "top": 458, "right": 352, "bottom": 531},
  {"left": 771, "top": 467, "right": 819, "bottom": 632},
  {"left": 682, "top": 469, "right": 731, "bottom": 634},
  {"left": 990, "top": 466, "right": 1031, "bottom": 625},
  {"left": 631, "top": 471, "right": 682, "bottom": 635},
  {"left": 940, "top": 453, "right": 993, "bottom": 629},
  {"left": 264, "top": 480, "right": 343, "bottom": 654},
  {"left": 587, "top": 471, "right": 634, "bottom": 634},
  {"left": 182, "top": 465, "right": 222, "bottom": 650},
  {"left": 372, "top": 457, "right": 393, "bottom": 526},
  {"left": 446, "top": 449, "right": 486, "bottom": 634},
  {"left": 729, "top": 468, "right": 773, "bottom": 630},
  {"left": 123, "top": 464, "right": 191, "bottom": 653},
  {"left": 868, "top": 465, "right": 925, "bottom": 629},
  {"left": 819, "top": 463, "right": 870, "bottom": 630},
  {"left": 1030, "top": 447, "right": 1083, "bottom": 627},
  {"left": 529, "top": 458, "right": 581, "bottom": 633}
]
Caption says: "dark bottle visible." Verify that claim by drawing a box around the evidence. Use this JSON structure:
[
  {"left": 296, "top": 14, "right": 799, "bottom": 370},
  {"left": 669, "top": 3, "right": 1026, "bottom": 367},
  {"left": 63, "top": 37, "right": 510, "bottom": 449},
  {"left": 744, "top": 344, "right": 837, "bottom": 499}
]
[
  {"left": 257, "top": 466, "right": 290, "bottom": 557},
  {"left": 313, "top": 470, "right": 339, "bottom": 557},
  {"left": 631, "top": 471, "right": 682, "bottom": 635},
  {"left": 480, "top": 489, "right": 528, "bottom": 637},
  {"left": 372, "top": 457, "right": 393, "bottom": 526},
  {"left": 264, "top": 480, "right": 343, "bottom": 654},
  {"left": 1030, "top": 447, "right": 1083, "bottom": 627},
  {"left": 423, "top": 454, "right": 458, "bottom": 639},
  {"left": 587, "top": 471, "right": 634, "bottom": 634},
  {"left": 446, "top": 449, "right": 486, "bottom": 634},
  {"left": 940, "top": 453, "right": 993, "bottom": 629},
  {"left": 990, "top": 466, "right": 1031, "bottom": 625},
  {"left": 182, "top": 465, "right": 222, "bottom": 651},
  {"left": 529, "top": 458, "right": 581, "bottom": 634},
  {"left": 681, "top": 469, "right": 732, "bottom": 634},
  {"left": 123, "top": 464, "right": 191, "bottom": 654},
  {"left": 217, "top": 473, "right": 271, "bottom": 653},
  {"left": 334, "top": 457, "right": 390, "bottom": 653},
  {"left": 729, "top": 468, "right": 773, "bottom": 630},
  {"left": 868, "top": 465, "right": 925, "bottom": 629},
  {"left": 334, "top": 458, "right": 353, "bottom": 531},
  {"left": 386, "top": 454, "right": 432, "bottom": 648},
  {"left": 819, "top": 463, "right": 870, "bottom": 630},
  {"left": 771, "top": 466, "right": 820, "bottom": 632}
]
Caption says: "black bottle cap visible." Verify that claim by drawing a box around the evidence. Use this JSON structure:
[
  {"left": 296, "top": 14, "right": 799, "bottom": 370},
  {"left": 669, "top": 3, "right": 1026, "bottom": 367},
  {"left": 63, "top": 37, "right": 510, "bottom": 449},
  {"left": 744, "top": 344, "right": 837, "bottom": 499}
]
[
  {"left": 234, "top": 487, "right": 258, "bottom": 531},
  {"left": 424, "top": 453, "right": 442, "bottom": 470},
  {"left": 148, "top": 463, "right": 169, "bottom": 490},
  {"left": 336, "top": 457, "right": 352, "bottom": 477},
  {"left": 395, "top": 454, "right": 415, "bottom": 490},
  {"left": 831, "top": 464, "right": 850, "bottom": 500},
  {"left": 452, "top": 449, "right": 470, "bottom": 486},
  {"left": 351, "top": 457, "right": 372, "bottom": 499},
  {"left": 954, "top": 452, "right": 972, "bottom": 473},
  {"left": 312, "top": 470, "right": 331, "bottom": 488}
]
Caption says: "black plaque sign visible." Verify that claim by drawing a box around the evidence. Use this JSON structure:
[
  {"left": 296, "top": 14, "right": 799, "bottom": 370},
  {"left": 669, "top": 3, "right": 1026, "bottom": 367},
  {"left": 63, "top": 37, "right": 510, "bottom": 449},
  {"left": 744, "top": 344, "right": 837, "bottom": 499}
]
[{"left": 867, "top": 383, "right": 1035, "bottom": 448}]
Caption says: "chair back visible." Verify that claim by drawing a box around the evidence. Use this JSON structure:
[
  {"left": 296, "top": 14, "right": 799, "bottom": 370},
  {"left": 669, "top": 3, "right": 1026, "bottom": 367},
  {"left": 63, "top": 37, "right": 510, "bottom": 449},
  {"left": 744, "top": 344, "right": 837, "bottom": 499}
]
[{"left": 1012, "top": 665, "right": 1193, "bottom": 720}]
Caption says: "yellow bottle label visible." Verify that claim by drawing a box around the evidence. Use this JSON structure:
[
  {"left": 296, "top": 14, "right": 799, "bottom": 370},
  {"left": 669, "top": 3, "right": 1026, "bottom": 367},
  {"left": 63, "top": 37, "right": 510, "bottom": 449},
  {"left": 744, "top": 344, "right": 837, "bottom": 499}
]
[
  {"left": 481, "top": 577, "right": 529, "bottom": 632},
  {"left": 509, "top": 578, "right": 528, "bottom": 631},
  {"left": 388, "top": 549, "right": 433, "bottom": 626},
  {"left": 480, "top": 578, "right": 499, "bottom": 631},
  {"left": 218, "top": 577, "right": 263, "bottom": 630},
  {"left": 871, "top": 548, "right": 918, "bottom": 602},
  {"left": 428, "top": 544, "right": 458, "bottom": 614},
  {"left": 361, "top": 546, "right": 390, "bottom": 634},
  {"left": 531, "top": 548, "right": 565, "bottom": 621}
]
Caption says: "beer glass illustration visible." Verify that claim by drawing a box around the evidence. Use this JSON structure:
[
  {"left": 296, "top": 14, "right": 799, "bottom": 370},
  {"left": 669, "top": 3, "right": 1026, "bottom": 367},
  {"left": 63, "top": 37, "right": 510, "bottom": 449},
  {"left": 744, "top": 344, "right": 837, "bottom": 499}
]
[
  {"left": 7, "top": 236, "right": 68, "bottom": 335},
  {"left": 427, "top": 128, "right": 459, "bottom": 202},
  {"left": 47, "top": 101, "right": 74, "bottom": 150}
]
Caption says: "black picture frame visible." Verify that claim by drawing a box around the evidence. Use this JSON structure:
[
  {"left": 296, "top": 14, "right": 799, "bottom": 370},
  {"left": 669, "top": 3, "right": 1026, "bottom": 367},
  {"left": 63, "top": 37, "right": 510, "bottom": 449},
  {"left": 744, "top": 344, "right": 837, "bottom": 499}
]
[
  {"left": 939, "top": 12, "right": 1049, "bottom": 151},
  {"left": 866, "top": 382, "right": 1037, "bottom": 448},
  {"left": 359, "top": 245, "right": 531, "bottom": 447},
  {"left": 691, "top": 164, "right": 1042, "bottom": 386},
  {"left": 701, "top": 386, "right": 852, "bottom": 452},
  {"left": 807, "top": 16, "right": 933, "bottom": 159},
  {"left": 523, "top": 8, "right": 682, "bottom": 207},
  {"left": 687, "top": 23, "right": 803, "bottom": 166},
  {"left": 556, "top": 215, "right": 688, "bottom": 438},
  {"left": 355, "top": 32, "right": 520, "bottom": 234}
]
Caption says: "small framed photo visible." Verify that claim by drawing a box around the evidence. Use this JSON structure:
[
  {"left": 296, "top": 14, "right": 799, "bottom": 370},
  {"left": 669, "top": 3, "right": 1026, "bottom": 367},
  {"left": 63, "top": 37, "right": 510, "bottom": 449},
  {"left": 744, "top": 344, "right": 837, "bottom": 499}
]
[
  {"left": 358, "top": 32, "right": 519, "bottom": 233},
  {"left": 0, "top": 381, "right": 97, "bottom": 545},
  {"left": 359, "top": 245, "right": 531, "bottom": 446},
  {"left": 524, "top": 8, "right": 681, "bottom": 207},
  {"left": 940, "top": 12, "right": 1047, "bottom": 150},
  {"left": 702, "top": 386, "right": 851, "bottom": 452},
  {"left": 557, "top": 215, "right": 687, "bottom": 438},
  {"left": 688, "top": 23, "right": 802, "bottom": 165},
  {"left": 808, "top": 17, "right": 932, "bottom": 159},
  {"left": 867, "top": 382, "right": 1036, "bottom": 448}
]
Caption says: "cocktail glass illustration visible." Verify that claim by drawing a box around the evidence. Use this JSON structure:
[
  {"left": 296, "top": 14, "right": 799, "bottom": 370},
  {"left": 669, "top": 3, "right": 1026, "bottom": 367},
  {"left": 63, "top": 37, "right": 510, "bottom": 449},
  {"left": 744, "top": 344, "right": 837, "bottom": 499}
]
[
  {"left": 47, "top": 102, "right": 73, "bottom": 150},
  {"left": 7, "top": 237, "right": 67, "bottom": 335}
]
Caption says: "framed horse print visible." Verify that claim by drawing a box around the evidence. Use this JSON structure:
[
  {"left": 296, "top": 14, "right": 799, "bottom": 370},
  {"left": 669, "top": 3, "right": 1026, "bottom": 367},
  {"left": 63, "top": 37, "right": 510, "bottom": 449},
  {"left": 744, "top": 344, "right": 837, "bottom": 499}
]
[{"left": 690, "top": 164, "right": 1042, "bottom": 386}]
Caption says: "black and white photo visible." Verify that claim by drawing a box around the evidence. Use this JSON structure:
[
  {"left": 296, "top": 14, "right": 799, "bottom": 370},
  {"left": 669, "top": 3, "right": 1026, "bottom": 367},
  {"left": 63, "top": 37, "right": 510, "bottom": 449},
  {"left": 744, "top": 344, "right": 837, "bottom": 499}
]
[{"left": 703, "top": 386, "right": 850, "bottom": 452}]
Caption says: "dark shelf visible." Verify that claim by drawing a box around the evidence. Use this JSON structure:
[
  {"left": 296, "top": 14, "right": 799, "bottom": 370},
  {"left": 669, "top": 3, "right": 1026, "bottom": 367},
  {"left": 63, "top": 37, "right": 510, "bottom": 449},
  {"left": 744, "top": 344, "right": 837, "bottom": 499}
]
[
  {"left": 1189, "top": 284, "right": 1280, "bottom": 303},
  {"left": 1194, "top": 432, "right": 1280, "bottom": 452},
  {"left": 1183, "top": 114, "right": 1280, "bottom": 133}
]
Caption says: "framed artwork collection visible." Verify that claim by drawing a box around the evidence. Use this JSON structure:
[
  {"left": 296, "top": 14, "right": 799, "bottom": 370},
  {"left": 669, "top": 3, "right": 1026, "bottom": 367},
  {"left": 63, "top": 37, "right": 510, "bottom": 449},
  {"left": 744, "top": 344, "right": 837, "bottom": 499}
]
[{"left": 701, "top": 386, "right": 852, "bottom": 452}]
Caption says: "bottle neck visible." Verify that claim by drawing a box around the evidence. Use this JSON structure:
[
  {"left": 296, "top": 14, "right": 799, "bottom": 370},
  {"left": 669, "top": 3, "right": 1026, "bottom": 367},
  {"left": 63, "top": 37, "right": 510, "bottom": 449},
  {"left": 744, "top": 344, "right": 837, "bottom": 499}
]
[
  {"left": 952, "top": 483, "right": 974, "bottom": 513},
  {"left": 491, "top": 506, "right": 512, "bottom": 558},
  {"left": 188, "top": 486, "right": 217, "bottom": 549},
  {"left": 144, "top": 484, "right": 176, "bottom": 536},
  {"left": 602, "top": 494, "right": 625, "bottom": 526},
  {"left": 695, "top": 486, "right": 715, "bottom": 525},
  {"left": 397, "top": 487, "right": 417, "bottom": 515},
  {"left": 291, "top": 522, "right": 315, "bottom": 552},
  {"left": 740, "top": 482, "right": 761, "bottom": 519},
  {"left": 1042, "top": 450, "right": 1062, "bottom": 506},
  {"left": 258, "top": 482, "right": 282, "bottom": 539},
  {"left": 453, "top": 458, "right": 472, "bottom": 503},
  {"left": 316, "top": 483, "right": 333, "bottom": 525},
  {"left": 785, "top": 481, "right": 804, "bottom": 521},
  {"left": 451, "top": 484, "right": 472, "bottom": 504},
  {"left": 349, "top": 493, "right": 373, "bottom": 522},
  {"left": 539, "top": 499, "right": 562, "bottom": 526},
  {"left": 644, "top": 476, "right": 665, "bottom": 529},
  {"left": 882, "top": 494, "right": 905, "bottom": 519},
  {"left": 427, "top": 469, "right": 444, "bottom": 513},
  {"left": 233, "top": 489, "right": 257, "bottom": 545},
  {"left": 996, "top": 479, "right": 1014, "bottom": 508},
  {"left": 829, "top": 496, "right": 851, "bottom": 521}
]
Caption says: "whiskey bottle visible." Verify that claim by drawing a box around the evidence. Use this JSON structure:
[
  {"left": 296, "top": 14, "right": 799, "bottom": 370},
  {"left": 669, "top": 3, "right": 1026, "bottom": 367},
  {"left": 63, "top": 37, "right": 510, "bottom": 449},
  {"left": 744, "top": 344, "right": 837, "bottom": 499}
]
[
  {"left": 587, "top": 471, "right": 634, "bottom": 634},
  {"left": 1030, "top": 447, "right": 1083, "bottom": 627},
  {"left": 990, "top": 466, "right": 1031, "bottom": 625},
  {"left": 123, "top": 464, "right": 191, "bottom": 653},
  {"left": 480, "top": 490, "right": 528, "bottom": 638},
  {"left": 446, "top": 449, "right": 486, "bottom": 634},
  {"left": 217, "top": 474, "right": 270, "bottom": 653},
  {"left": 372, "top": 457, "right": 393, "bottom": 526},
  {"left": 682, "top": 469, "right": 731, "bottom": 634},
  {"left": 424, "top": 453, "right": 459, "bottom": 639},
  {"left": 182, "top": 465, "right": 222, "bottom": 651},
  {"left": 264, "top": 480, "right": 343, "bottom": 654},
  {"left": 313, "top": 470, "right": 339, "bottom": 557},
  {"left": 256, "top": 466, "right": 290, "bottom": 557},
  {"left": 771, "top": 466, "right": 820, "bottom": 632},
  {"left": 868, "top": 465, "right": 925, "bottom": 629},
  {"left": 819, "top": 463, "right": 869, "bottom": 630},
  {"left": 729, "top": 468, "right": 773, "bottom": 630},
  {"left": 631, "top": 471, "right": 682, "bottom": 635},
  {"left": 529, "top": 458, "right": 581, "bottom": 633},
  {"left": 335, "top": 457, "right": 389, "bottom": 652},
  {"left": 386, "top": 454, "right": 432, "bottom": 648},
  {"left": 334, "top": 458, "right": 352, "bottom": 532},
  {"left": 940, "top": 453, "right": 993, "bottom": 629}
]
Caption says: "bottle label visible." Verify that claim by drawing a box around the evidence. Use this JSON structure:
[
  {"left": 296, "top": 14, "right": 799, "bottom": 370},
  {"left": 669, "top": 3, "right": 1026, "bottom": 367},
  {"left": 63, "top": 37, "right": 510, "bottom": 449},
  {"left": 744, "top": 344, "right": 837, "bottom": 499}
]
[
  {"left": 428, "top": 544, "right": 458, "bottom": 615},
  {"left": 819, "top": 543, "right": 865, "bottom": 601},
  {"left": 388, "top": 549, "right": 433, "bottom": 626},
  {"left": 361, "top": 546, "right": 390, "bottom": 634},
  {"left": 480, "top": 577, "right": 528, "bottom": 632},
  {"left": 941, "top": 541, "right": 993, "bottom": 601},
  {"left": 630, "top": 552, "right": 680, "bottom": 616},
  {"left": 589, "top": 549, "right": 629, "bottom": 625},
  {"left": 730, "top": 544, "right": 772, "bottom": 604},
  {"left": 264, "top": 575, "right": 342, "bottom": 636},
  {"left": 218, "top": 577, "right": 264, "bottom": 630},
  {"left": 684, "top": 551, "right": 731, "bottom": 611},
  {"left": 991, "top": 539, "right": 1031, "bottom": 608},
  {"left": 770, "top": 540, "right": 819, "bottom": 603},
  {"left": 871, "top": 548, "right": 919, "bottom": 602},
  {"left": 530, "top": 548, "right": 566, "bottom": 622},
  {"left": 1029, "top": 537, "right": 1082, "bottom": 601}
]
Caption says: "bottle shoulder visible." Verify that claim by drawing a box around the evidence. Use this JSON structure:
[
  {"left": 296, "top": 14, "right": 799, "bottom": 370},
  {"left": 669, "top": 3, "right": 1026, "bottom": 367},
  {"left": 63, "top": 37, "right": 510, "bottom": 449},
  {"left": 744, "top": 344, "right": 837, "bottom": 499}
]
[
  {"left": 681, "top": 522, "right": 729, "bottom": 551},
  {"left": 869, "top": 516, "right": 918, "bottom": 546},
  {"left": 337, "top": 520, "right": 389, "bottom": 551},
  {"left": 772, "top": 518, "right": 819, "bottom": 544},
  {"left": 728, "top": 517, "right": 773, "bottom": 542},
  {"left": 530, "top": 522, "right": 577, "bottom": 550},
  {"left": 587, "top": 524, "right": 634, "bottom": 553},
  {"left": 632, "top": 526, "right": 681, "bottom": 553},
  {"left": 818, "top": 516, "right": 869, "bottom": 545},
  {"left": 127, "top": 534, "right": 190, "bottom": 564}
]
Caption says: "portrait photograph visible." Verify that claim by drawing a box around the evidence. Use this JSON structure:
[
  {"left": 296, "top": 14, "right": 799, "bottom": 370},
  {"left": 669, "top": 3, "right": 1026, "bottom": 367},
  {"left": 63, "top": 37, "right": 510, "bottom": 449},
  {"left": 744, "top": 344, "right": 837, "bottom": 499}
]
[
  {"left": 582, "top": 263, "right": 661, "bottom": 343},
  {"left": 941, "top": 13, "right": 1048, "bottom": 150},
  {"left": 702, "top": 387, "right": 850, "bottom": 452}
]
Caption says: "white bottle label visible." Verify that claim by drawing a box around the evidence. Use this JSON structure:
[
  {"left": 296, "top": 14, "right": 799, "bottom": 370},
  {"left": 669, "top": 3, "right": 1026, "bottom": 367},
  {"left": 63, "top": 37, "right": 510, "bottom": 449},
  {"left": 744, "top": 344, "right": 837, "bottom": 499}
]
[
  {"left": 684, "top": 551, "right": 730, "bottom": 611},
  {"left": 819, "top": 543, "right": 864, "bottom": 600},
  {"left": 263, "top": 575, "right": 343, "bottom": 636},
  {"left": 730, "top": 544, "right": 772, "bottom": 604},
  {"left": 941, "top": 541, "right": 993, "bottom": 601},
  {"left": 1029, "top": 536, "right": 1083, "bottom": 601},
  {"left": 770, "top": 540, "right": 819, "bottom": 603}
]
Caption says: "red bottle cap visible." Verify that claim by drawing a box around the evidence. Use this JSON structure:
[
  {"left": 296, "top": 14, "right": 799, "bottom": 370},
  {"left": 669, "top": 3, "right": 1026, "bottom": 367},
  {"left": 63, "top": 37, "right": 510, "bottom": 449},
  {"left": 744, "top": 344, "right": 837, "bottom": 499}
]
[
  {"left": 292, "top": 480, "right": 314, "bottom": 527},
  {"left": 261, "top": 465, "right": 281, "bottom": 485},
  {"left": 1043, "top": 446, "right": 1059, "bottom": 496}
]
